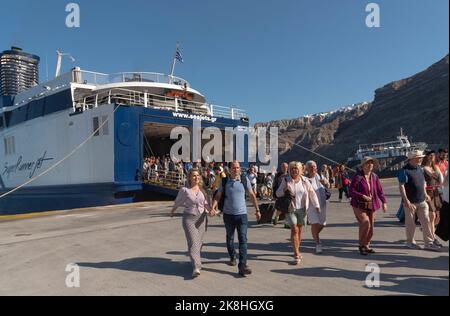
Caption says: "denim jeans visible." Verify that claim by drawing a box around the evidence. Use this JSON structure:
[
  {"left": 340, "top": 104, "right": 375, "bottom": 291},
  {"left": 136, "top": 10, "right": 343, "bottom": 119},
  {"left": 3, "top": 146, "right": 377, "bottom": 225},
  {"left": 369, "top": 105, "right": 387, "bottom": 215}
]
[{"left": 223, "top": 214, "right": 248, "bottom": 268}]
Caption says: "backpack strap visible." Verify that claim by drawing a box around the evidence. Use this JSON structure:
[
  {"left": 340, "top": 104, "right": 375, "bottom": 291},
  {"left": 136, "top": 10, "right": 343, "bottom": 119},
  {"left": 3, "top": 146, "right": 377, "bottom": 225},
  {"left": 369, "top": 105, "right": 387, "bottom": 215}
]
[
  {"left": 218, "top": 176, "right": 229, "bottom": 212},
  {"left": 221, "top": 176, "right": 228, "bottom": 197},
  {"left": 240, "top": 174, "right": 248, "bottom": 191}
]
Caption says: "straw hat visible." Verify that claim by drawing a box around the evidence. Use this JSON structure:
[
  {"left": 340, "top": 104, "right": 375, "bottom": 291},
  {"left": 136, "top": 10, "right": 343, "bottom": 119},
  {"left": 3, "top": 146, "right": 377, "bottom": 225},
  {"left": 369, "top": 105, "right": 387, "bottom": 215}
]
[
  {"left": 360, "top": 156, "right": 379, "bottom": 167},
  {"left": 407, "top": 150, "right": 426, "bottom": 160}
]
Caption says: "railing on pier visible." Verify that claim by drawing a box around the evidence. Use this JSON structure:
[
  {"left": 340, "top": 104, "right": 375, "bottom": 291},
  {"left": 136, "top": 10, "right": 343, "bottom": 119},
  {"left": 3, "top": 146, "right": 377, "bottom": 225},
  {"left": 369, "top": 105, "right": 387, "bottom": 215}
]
[{"left": 143, "top": 170, "right": 187, "bottom": 190}]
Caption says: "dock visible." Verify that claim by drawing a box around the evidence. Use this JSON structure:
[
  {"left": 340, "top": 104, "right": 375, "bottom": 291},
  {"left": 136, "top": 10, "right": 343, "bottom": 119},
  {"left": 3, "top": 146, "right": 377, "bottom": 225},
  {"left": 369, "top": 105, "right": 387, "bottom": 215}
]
[{"left": 0, "top": 179, "right": 448, "bottom": 296}]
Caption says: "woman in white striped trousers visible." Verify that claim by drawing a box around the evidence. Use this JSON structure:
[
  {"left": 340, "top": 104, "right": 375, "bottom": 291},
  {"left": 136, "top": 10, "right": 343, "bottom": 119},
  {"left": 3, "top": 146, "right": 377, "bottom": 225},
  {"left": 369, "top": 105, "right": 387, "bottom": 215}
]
[{"left": 171, "top": 168, "right": 210, "bottom": 278}]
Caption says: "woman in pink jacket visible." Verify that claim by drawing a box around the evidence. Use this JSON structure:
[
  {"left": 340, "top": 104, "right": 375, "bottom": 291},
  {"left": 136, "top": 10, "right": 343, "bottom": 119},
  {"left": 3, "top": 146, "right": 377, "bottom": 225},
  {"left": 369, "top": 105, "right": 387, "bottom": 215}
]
[
  {"left": 349, "top": 157, "right": 388, "bottom": 256},
  {"left": 277, "top": 161, "right": 320, "bottom": 265},
  {"left": 171, "top": 168, "right": 211, "bottom": 278}
]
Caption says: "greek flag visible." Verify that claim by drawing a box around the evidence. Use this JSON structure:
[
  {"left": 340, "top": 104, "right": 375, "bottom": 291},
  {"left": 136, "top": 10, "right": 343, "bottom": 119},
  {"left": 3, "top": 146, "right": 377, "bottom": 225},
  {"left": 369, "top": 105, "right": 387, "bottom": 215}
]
[{"left": 175, "top": 48, "right": 184, "bottom": 63}]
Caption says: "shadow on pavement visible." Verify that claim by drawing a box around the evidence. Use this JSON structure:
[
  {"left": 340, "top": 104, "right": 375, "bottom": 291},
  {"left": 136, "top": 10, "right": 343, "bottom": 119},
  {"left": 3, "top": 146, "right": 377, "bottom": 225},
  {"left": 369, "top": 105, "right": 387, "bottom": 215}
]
[
  {"left": 270, "top": 266, "right": 449, "bottom": 296},
  {"left": 77, "top": 257, "right": 193, "bottom": 280},
  {"left": 202, "top": 240, "right": 449, "bottom": 271}
]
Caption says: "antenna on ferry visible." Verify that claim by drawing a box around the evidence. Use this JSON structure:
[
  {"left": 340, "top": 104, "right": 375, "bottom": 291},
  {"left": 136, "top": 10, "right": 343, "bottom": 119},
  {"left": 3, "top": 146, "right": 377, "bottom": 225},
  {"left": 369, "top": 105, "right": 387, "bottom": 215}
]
[{"left": 55, "top": 50, "right": 76, "bottom": 78}]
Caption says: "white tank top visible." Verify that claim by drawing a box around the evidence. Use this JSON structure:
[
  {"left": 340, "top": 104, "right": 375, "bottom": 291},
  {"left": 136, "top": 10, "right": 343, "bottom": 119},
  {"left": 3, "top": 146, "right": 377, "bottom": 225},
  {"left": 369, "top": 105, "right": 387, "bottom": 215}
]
[{"left": 292, "top": 179, "right": 306, "bottom": 209}]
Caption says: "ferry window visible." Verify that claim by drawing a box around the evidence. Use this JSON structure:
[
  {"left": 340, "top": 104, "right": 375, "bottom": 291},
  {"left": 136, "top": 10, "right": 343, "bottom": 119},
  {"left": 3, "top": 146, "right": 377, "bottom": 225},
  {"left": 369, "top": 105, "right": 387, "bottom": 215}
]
[
  {"left": 28, "top": 98, "right": 46, "bottom": 120},
  {"left": 9, "top": 105, "right": 28, "bottom": 127},
  {"left": 101, "top": 116, "right": 109, "bottom": 135},
  {"left": 4, "top": 136, "right": 15, "bottom": 156},
  {"left": 43, "top": 89, "right": 73, "bottom": 115},
  {"left": 93, "top": 117, "right": 100, "bottom": 136}
]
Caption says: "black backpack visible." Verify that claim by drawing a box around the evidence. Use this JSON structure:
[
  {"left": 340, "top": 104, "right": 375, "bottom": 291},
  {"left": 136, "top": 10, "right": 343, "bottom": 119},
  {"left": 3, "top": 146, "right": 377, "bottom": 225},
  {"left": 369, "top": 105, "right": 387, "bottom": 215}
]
[
  {"left": 273, "top": 172, "right": 287, "bottom": 199},
  {"left": 314, "top": 174, "right": 332, "bottom": 200},
  {"left": 218, "top": 175, "right": 249, "bottom": 212}
]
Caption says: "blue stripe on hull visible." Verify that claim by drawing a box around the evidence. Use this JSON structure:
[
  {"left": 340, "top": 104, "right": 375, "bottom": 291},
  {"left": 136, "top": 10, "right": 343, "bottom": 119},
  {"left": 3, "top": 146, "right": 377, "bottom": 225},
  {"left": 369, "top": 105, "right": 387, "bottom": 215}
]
[
  {"left": 0, "top": 183, "right": 141, "bottom": 215},
  {"left": 113, "top": 105, "right": 250, "bottom": 189}
]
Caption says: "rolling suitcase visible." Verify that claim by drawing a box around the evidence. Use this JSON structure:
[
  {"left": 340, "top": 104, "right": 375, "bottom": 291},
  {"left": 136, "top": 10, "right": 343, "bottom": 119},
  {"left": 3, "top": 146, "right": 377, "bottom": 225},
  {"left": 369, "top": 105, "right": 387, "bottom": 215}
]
[{"left": 257, "top": 202, "right": 275, "bottom": 224}]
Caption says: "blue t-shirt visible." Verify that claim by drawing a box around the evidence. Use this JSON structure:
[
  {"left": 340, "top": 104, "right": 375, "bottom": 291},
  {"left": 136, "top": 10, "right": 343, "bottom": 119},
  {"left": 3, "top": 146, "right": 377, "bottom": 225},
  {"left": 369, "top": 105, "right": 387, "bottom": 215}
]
[
  {"left": 219, "top": 176, "right": 252, "bottom": 215},
  {"left": 398, "top": 163, "right": 426, "bottom": 203}
]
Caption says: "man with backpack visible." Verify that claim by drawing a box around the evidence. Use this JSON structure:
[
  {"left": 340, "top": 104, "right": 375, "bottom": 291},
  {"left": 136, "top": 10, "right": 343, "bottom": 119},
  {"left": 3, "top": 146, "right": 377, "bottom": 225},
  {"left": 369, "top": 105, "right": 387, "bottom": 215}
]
[{"left": 211, "top": 161, "right": 261, "bottom": 277}]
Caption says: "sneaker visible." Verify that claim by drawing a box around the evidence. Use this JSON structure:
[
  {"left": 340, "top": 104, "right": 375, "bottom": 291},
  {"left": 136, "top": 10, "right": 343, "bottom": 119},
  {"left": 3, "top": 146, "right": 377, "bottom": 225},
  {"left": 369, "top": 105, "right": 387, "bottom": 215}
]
[
  {"left": 433, "top": 239, "right": 443, "bottom": 248},
  {"left": 229, "top": 257, "right": 237, "bottom": 267},
  {"left": 406, "top": 242, "right": 423, "bottom": 250},
  {"left": 315, "top": 244, "right": 323, "bottom": 254},
  {"left": 192, "top": 269, "right": 201, "bottom": 278},
  {"left": 238, "top": 266, "right": 252, "bottom": 276},
  {"left": 424, "top": 243, "right": 441, "bottom": 252}
]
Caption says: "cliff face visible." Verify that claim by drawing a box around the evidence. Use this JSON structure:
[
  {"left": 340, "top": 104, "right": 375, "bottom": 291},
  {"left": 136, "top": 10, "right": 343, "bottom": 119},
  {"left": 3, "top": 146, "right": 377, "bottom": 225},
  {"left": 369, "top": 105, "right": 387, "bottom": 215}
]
[
  {"left": 256, "top": 54, "right": 449, "bottom": 166},
  {"left": 255, "top": 103, "right": 371, "bottom": 160}
]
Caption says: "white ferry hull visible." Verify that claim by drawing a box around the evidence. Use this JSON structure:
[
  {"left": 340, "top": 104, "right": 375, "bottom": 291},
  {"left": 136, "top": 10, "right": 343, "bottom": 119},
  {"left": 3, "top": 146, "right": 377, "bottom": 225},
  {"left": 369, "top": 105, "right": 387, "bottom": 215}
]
[{"left": 0, "top": 104, "right": 248, "bottom": 214}]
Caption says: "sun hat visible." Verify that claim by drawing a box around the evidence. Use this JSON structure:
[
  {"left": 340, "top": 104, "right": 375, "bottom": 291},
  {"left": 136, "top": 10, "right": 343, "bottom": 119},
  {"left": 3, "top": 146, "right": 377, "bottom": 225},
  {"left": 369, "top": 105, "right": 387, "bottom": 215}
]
[{"left": 407, "top": 150, "right": 426, "bottom": 160}]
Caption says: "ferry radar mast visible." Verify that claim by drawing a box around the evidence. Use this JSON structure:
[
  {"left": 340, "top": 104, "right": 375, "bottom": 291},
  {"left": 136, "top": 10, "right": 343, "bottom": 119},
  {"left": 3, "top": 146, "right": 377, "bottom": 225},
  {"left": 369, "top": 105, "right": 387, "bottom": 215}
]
[{"left": 55, "top": 50, "right": 76, "bottom": 78}]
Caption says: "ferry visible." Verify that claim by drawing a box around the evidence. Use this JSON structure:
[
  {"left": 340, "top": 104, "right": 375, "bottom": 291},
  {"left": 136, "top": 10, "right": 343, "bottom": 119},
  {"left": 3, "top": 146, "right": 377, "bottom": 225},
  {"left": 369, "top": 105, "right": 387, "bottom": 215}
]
[
  {"left": 0, "top": 59, "right": 249, "bottom": 215},
  {"left": 346, "top": 129, "right": 427, "bottom": 177}
]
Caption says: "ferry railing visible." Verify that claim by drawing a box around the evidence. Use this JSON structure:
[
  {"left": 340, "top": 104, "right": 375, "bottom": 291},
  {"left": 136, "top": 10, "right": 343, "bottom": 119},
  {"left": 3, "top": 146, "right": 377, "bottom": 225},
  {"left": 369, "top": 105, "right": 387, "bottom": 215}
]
[
  {"left": 211, "top": 105, "right": 247, "bottom": 120},
  {"left": 73, "top": 70, "right": 110, "bottom": 85},
  {"left": 358, "top": 140, "right": 405, "bottom": 153},
  {"left": 74, "top": 88, "right": 247, "bottom": 121},
  {"left": 144, "top": 170, "right": 187, "bottom": 190},
  {"left": 74, "top": 70, "right": 190, "bottom": 88}
]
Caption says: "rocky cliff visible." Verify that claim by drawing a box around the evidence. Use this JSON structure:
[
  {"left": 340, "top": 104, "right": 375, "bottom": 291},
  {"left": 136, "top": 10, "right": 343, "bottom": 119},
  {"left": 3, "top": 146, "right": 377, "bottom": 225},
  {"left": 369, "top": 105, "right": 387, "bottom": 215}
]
[{"left": 256, "top": 54, "right": 449, "bottom": 166}]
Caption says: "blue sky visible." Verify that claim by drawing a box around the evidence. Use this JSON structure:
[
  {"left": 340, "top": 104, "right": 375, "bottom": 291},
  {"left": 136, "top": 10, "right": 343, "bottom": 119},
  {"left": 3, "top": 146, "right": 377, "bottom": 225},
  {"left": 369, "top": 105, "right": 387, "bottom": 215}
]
[{"left": 1, "top": 0, "right": 448, "bottom": 123}]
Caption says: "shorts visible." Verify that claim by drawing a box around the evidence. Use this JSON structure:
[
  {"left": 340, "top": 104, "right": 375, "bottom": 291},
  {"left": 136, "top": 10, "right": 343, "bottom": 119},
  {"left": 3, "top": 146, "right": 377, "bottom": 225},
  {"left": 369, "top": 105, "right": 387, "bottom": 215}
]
[
  {"left": 286, "top": 208, "right": 307, "bottom": 227},
  {"left": 426, "top": 189, "right": 443, "bottom": 212}
]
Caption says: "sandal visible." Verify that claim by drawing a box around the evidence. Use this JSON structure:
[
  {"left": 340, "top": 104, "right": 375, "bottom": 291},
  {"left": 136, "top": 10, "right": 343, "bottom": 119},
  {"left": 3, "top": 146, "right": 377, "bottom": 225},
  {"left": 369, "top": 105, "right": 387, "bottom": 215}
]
[
  {"left": 358, "top": 246, "right": 369, "bottom": 256},
  {"left": 292, "top": 254, "right": 303, "bottom": 265}
]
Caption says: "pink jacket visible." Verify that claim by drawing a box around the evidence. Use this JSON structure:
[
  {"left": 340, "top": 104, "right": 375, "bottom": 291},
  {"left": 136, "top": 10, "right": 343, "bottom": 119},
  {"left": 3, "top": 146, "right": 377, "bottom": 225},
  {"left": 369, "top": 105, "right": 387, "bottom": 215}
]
[
  {"left": 276, "top": 176, "right": 320, "bottom": 210},
  {"left": 349, "top": 172, "right": 387, "bottom": 211},
  {"left": 173, "top": 187, "right": 210, "bottom": 216}
]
